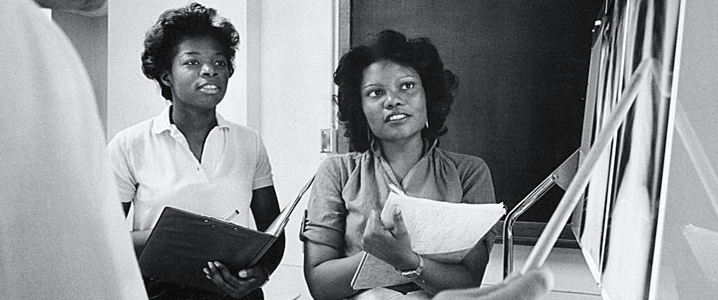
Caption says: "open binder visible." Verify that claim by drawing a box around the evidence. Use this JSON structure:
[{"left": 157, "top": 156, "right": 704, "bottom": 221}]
[{"left": 138, "top": 176, "right": 314, "bottom": 294}]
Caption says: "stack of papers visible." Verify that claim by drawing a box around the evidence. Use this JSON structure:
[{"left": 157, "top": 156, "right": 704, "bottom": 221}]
[{"left": 351, "top": 187, "right": 505, "bottom": 289}]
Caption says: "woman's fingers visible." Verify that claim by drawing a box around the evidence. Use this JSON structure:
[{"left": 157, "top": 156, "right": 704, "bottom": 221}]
[
  {"left": 203, "top": 261, "right": 259, "bottom": 298},
  {"left": 388, "top": 205, "right": 409, "bottom": 240}
]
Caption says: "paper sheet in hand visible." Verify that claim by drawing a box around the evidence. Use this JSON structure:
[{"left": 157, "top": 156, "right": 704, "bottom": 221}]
[{"left": 350, "top": 189, "right": 505, "bottom": 289}]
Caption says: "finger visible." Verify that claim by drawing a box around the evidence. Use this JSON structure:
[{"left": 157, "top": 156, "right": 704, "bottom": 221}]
[
  {"left": 207, "top": 261, "right": 243, "bottom": 294},
  {"left": 434, "top": 268, "right": 554, "bottom": 300},
  {"left": 438, "top": 281, "right": 510, "bottom": 299},
  {"left": 389, "top": 205, "right": 409, "bottom": 238},
  {"left": 485, "top": 268, "right": 554, "bottom": 300},
  {"left": 205, "top": 261, "right": 222, "bottom": 281},
  {"left": 380, "top": 204, "right": 397, "bottom": 228},
  {"left": 235, "top": 267, "right": 265, "bottom": 295},
  {"left": 364, "top": 209, "right": 384, "bottom": 234},
  {"left": 205, "top": 261, "right": 227, "bottom": 283},
  {"left": 205, "top": 261, "right": 230, "bottom": 291},
  {"left": 206, "top": 262, "right": 262, "bottom": 299},
  {"left": 214, "top": 261, "right": 247, "bottom": 287},
  {"left": 237, "top": 266, "right": 262, "bottom": 281},
  {"left": 433, "top": 286, "right": 496, "bottom": 300},
  {"left": 503, "top": 269, "right": 524, "bottom": 282},
  {"left": 510, "top": 267, "right": 554, "bottom": 297}
]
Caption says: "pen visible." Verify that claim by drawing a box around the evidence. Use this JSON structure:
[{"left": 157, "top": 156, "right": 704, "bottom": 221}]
[{"left": 223, "top": 209, "right": 240, "bottom": 221}]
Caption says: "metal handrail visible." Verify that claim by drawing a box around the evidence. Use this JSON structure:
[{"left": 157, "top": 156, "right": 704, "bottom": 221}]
[{"left": 503, "top": 149, "right": 580, "bottom": 278}]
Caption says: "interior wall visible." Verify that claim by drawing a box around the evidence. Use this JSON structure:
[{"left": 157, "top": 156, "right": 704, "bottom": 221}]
[{"left": 257, "top": 0, "right": 336, "bottom": 266}]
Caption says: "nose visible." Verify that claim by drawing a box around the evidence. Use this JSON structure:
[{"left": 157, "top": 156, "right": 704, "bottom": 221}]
[
  {"left": 200, "top": 63, "right": 218, "bottom": 77},
  {"left": 384, "top": 90, "right": 404, "bottom": 109}
]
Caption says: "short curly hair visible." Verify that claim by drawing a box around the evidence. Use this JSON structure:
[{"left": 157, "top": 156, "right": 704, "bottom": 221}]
[
  {"left": 334, "top": 30, "right": 458, "bottom": 152},
  {"left": 141, "top": 2, "right": 239, "bottom": 101}
]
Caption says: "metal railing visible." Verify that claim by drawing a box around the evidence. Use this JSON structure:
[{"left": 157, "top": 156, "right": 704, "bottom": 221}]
[{"left": 502, "top": 149, "right": 579, "bottom": 278}]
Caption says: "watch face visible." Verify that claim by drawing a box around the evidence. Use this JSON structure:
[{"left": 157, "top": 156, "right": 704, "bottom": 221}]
[
  {"left": 401, "top": 270, "right": 421, "bottom": 279},
  {"left": 399, "top": 255, "right": 424, "bottom": 279}
]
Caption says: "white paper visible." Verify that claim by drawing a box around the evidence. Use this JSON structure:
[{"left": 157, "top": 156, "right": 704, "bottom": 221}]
[
  {"left": 383, "top": 187, "right": 505, "bottom": 255},
  {"left": 351, "top": 189, "right": 505, "bottom": 289}
]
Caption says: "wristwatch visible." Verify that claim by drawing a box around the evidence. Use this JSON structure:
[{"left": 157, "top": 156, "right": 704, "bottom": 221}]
[{"left": 397, "top": 254, "right": 424, "bottom": 279}]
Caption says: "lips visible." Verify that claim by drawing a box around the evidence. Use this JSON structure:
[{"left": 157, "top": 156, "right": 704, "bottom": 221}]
[
  {"left": 385, "top": 112, "right": 410, "bottom": 122},
  {"left": 199, "top": 84, "right": 221, "bottom": 95}
]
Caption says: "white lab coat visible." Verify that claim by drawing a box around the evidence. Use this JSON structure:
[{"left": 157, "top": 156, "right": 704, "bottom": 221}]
[{"left": 0, "top": 0, "right": 147, "bottom": 298}]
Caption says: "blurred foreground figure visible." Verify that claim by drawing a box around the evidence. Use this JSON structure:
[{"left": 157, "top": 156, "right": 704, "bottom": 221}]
[
  {"left": 433, "top": 268, "right": 554, "bottom": 300},
  {"left": 0, "top": 0, "right": 147, "bottom": 299},
  {"left": 34, "top": 0, "right": 106, "bottom": 15}
]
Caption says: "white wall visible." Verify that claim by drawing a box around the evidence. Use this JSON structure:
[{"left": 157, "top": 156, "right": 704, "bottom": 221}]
[{"left": 257, "top": 0, "right": 336, "bottom": 266}]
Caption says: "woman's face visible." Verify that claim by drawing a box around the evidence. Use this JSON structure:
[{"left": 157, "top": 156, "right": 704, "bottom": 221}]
[
  {"left": 361, "top": 60, "right": 428, "bottom": 145},
  {"left": 161, "top": 36, "right": 230, "bottom": 110}
]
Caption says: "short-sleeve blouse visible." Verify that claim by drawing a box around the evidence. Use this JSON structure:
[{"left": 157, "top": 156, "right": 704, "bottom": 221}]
[
  {"left": 302, "top": 141, "right": 497, "bottom": 256},
  {"left": 107, "top": 106, "right": 274, "bottom": 231}
]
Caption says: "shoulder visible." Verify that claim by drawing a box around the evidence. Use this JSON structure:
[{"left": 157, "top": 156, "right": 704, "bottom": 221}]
[
  {"left": 222, "top": 121, "right": 265, "bottom": 147},
  {"left": 435, "top": 148, "right": 496, "bottom": 204},
  {"left": 317, "top": 152, "right": 364, "bottom": 173},
  {"left": 225, "top": 121, "right": 260, "bottom": 138},
  {"left": 434, "top": 148, "right": 491, "bottom": 173},
  {"left": 315, "top": 151, "right": 368, "bottom": 182}
]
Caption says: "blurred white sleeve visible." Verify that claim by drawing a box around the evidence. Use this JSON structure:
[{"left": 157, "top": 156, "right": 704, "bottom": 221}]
[
  {"left": 34, "top": 0, "right": 107, "bottom": 17},
  {"left": 432, "top": 268, "right": 554, "bottom": 300},
  {"left": 0, "top": 0, "right": 146, "bottom": 299}
]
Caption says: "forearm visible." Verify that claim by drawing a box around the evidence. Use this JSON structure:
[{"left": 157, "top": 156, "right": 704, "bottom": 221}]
[
  {"left": 250, "top": 185, "right": 283, "bottom": 276},
  {"left": 409, "top": 256, "right": 486, "bottom": 294},
  {"left": 305, "top": 251, "right": 365, "bottom": 300},
  {"left": 257, "top": 233, "right": 285, "bottom": 275},
  {"left": 412, "top": 239, "right": 491, "bottom": 294}
]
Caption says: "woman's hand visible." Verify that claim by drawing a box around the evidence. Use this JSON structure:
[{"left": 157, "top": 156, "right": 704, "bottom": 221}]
[
  {"left": 362, "top": 205, "right": 418, "bottom": 270},
  {"left": 203, "top": 261, "right": 268, "bottom": 299}
]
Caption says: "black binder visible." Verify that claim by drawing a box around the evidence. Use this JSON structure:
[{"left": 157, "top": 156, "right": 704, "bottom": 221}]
[{"left": 138, "top": 176, "right": 314, "bottom": 294}]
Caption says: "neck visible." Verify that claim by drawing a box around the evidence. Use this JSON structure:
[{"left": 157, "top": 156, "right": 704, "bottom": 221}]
[
  {"left": 379, "top": 135, "right": 424, "bottom": 176},
  {"left": 170, "top": 104, "right": 217, "bottom": 136}
]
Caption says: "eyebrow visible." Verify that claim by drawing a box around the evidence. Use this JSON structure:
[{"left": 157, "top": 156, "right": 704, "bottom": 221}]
[
  {"left": 180, "top": 51, "right": 226, "bottom": 57},
  {"left": 361, "top": 83, "right": 382, "bottom": 91},
  {"left": 362, "top": 75, "right": 415, "bottom": 87}
]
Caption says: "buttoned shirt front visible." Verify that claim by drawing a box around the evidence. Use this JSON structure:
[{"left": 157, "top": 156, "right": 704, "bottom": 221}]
[{"left": 107, "top": 106, "right": 273, "bottom": 231}]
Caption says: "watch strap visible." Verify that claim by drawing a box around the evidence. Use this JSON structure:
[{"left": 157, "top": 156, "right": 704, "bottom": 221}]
[{"left": 397, "top": 253, "right": 424, "bottom": 279}]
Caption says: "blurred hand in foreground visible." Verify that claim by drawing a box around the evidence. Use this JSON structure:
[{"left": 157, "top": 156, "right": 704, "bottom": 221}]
[{"left": 433, "top": 267, "right": 554, "bottom": 300}]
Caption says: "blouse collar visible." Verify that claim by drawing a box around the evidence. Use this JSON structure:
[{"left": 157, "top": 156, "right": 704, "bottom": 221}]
[
  {"left": 151, "top": 105, "right": 230, "bottom": 135},
  {"left": 369, "top": 136, "right": 438, "bottom": 159}
]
